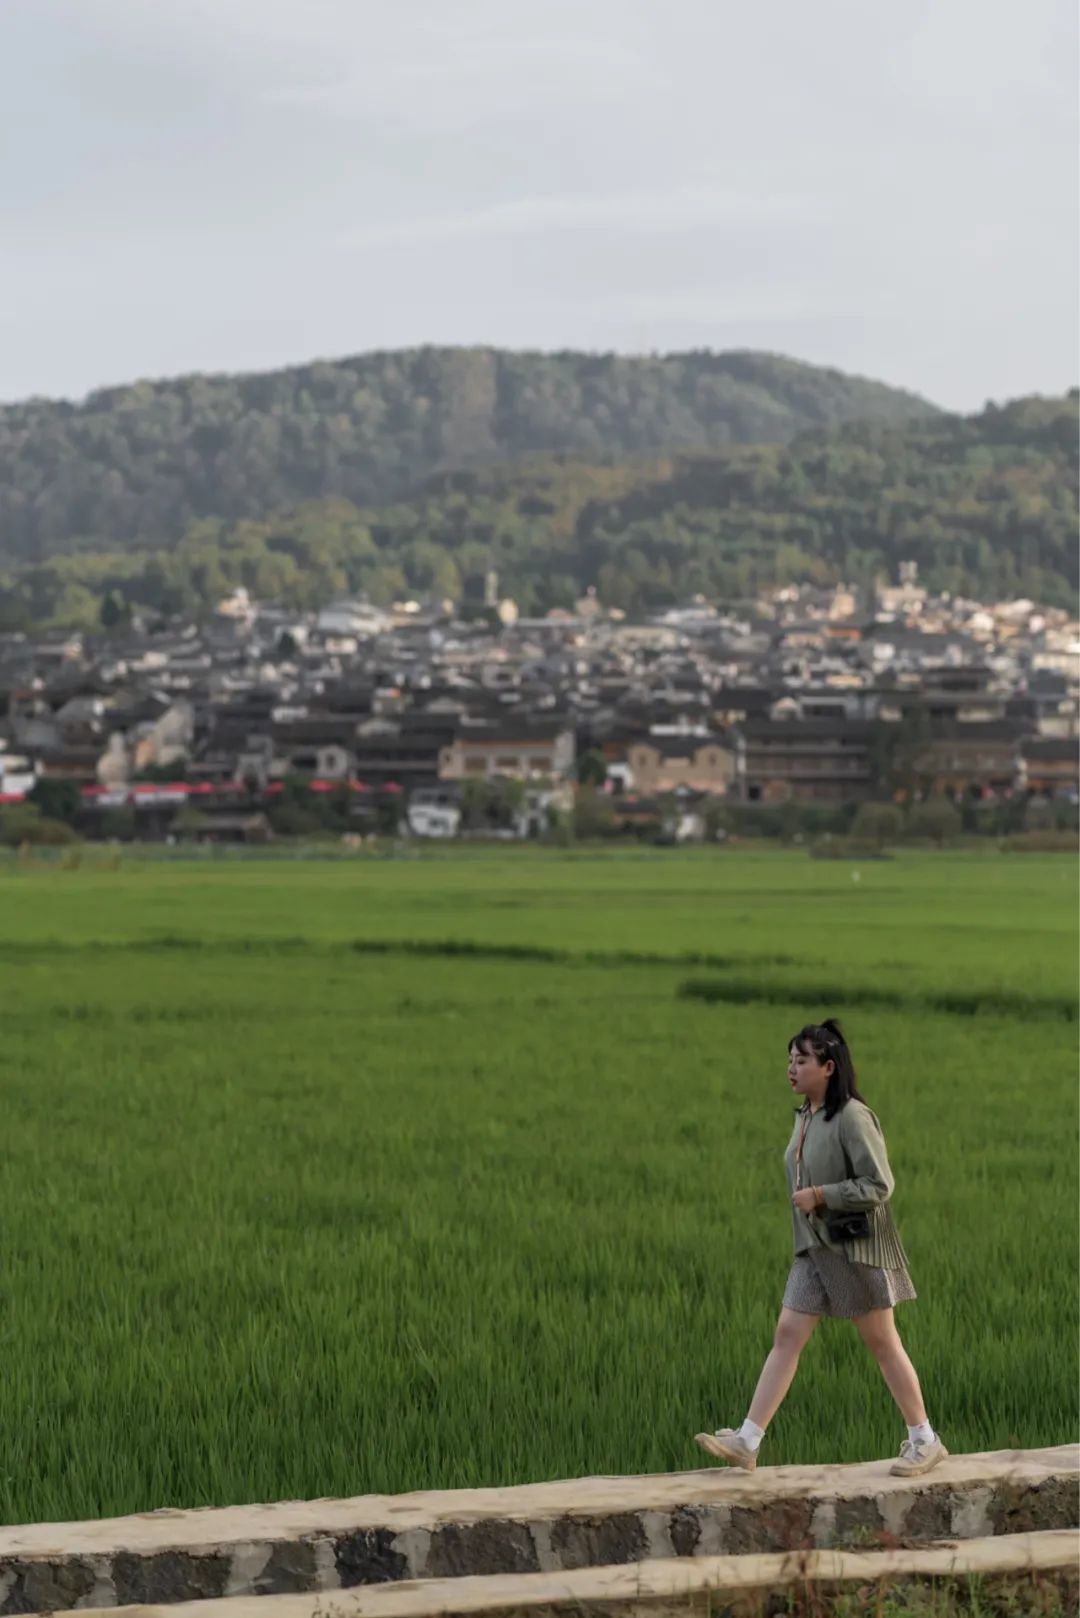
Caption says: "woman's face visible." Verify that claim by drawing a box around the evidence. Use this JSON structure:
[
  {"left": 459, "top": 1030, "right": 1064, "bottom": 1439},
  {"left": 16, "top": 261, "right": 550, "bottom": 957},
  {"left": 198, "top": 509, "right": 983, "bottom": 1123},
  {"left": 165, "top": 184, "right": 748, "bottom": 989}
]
[{"left": 788, "top": 1041, "right": 834, "bottom": 1098}]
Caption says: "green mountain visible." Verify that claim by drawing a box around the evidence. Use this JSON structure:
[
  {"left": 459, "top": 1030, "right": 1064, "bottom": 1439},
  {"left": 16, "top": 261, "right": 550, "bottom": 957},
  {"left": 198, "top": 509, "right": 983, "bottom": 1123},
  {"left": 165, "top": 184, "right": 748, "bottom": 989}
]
[
  {"left": 0, "top": 347, "right": 937, "bottom": 564},
  {"left": 4, "top": 392, "right": 1074, "bottom": 631}
]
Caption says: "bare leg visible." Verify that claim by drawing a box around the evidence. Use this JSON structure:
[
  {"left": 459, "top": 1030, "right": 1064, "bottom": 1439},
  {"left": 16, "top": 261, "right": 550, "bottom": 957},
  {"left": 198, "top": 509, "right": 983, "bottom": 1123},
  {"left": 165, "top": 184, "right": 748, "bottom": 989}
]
[
  {"left": 746, "top": 1306, "right": 821, "bottom": 1428},
  {"left": 853, "top": 1307, "right": 928, "bottom": 1425}
]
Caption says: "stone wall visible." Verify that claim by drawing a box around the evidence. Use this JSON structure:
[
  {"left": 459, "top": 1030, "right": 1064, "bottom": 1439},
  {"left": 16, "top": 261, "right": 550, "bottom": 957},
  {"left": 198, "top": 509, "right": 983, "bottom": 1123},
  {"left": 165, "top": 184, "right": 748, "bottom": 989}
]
[{"left": 0, "top": 1445, "right": 1074, "bottom": 1613}]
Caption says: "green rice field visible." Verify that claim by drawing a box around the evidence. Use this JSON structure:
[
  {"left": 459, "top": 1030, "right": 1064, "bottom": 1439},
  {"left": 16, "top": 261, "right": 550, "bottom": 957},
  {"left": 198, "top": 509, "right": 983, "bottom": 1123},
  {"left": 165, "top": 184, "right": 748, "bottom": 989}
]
[{"left": 1, "top": 847, "right": 1076, "bottom": 1524}]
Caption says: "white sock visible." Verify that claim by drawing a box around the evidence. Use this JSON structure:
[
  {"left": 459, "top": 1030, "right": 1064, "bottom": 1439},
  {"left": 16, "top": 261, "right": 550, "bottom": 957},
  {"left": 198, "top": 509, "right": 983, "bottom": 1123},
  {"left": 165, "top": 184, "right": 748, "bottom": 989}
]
[
  {"left": 737, "top": 1417, "right": 765, "bottom": 1452},
  {"left": 907, "top": 1420, "right": 935, "bottom": 1445}
]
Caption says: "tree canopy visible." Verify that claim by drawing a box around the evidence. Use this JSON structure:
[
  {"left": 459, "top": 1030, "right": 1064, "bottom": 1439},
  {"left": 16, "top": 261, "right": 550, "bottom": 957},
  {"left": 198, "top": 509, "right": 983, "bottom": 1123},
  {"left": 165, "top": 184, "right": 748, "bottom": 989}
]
[
  {"left": 0, "top": 389, "right": 1074, "bottom": 630},
  {"left": 0, "top": 346, "right": 936, "bottom": 565}
]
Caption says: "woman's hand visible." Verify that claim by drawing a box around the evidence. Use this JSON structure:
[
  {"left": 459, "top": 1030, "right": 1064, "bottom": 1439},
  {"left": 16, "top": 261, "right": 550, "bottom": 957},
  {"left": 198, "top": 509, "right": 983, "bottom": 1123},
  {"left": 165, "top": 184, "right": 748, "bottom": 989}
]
[{"left": 792, "top": 1187, "right": 824, "bottom": 1215}]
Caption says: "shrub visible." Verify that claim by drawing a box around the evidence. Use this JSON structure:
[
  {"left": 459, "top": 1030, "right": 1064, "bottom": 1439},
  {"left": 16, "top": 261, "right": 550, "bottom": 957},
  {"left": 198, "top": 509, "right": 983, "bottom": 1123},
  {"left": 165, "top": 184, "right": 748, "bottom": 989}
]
[
  {"left": 1001, "top": 830, "right": 1079, "bottom": 853},
  {"left": 573, "top": 786, "right": 616, "bottom": 839},
  {"left": 905, "top": 797, "right": 963, "bottom": 846},
  {"left": 850, "top": 802, "right": 903, "bottom": 849},
  {"left": 0, "top": 804, "right": 80, "bottom": 846},
  {"left": 100, "top": 807, "right": 137, "bottom": 841},
  {"left": 171, "top": 806, "right": 211, "bottom": 838},
  {"left": 809, "top": 835, "right": 894, "bottom": 860},
  {"left": 27, "top": 778, "right": 81, "bottom": 823},
  {"left": 267, "top": 802, "right": 323, "bottom": 837}
]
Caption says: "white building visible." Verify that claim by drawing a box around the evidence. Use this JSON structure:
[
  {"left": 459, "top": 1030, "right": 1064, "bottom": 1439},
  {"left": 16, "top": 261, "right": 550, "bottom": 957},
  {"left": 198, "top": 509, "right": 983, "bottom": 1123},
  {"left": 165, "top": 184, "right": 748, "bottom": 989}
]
[
  {"left": 407, "top": 788, "right": 462, "bottom": 838},
  {"left": 316, "top": 599, "right": 390, "bottom": 638}
]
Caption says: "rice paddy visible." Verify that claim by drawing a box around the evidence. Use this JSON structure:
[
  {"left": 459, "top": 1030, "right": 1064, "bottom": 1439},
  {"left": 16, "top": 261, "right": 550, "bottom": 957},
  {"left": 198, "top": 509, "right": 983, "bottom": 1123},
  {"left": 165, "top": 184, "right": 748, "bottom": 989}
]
[{"left": 1, "top": 847, "right": 1075, "bottom": 1524}]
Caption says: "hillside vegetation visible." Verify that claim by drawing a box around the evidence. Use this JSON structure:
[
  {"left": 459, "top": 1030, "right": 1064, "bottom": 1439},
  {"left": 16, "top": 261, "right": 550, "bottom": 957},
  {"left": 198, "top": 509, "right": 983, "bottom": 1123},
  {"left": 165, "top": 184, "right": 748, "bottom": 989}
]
[
  {"left": 3, "top": 392, "right": 1075, "bottom": 629},
  {"left": 0, "top": 347, "right": 936, "bottom": 563}
]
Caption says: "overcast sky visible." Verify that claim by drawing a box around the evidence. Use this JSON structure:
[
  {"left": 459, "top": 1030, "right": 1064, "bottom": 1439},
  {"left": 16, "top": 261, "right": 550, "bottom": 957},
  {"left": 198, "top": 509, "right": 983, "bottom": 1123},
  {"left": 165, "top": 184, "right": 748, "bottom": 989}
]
[{"left": 2, "top": 0, "right": 1076, "bottom": 411}]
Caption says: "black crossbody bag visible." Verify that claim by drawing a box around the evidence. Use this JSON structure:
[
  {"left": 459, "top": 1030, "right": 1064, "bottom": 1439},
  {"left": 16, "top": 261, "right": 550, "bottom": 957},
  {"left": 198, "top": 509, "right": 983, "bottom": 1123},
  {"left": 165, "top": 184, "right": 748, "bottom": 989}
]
[{"left": 796, "top": 1106, "right": 872, "bottom": 1243}]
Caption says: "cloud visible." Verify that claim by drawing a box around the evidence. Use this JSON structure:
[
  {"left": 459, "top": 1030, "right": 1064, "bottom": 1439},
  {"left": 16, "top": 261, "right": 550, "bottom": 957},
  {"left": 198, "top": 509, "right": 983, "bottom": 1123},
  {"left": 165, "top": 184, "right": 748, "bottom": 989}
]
[
  {"left": 341, "top": 184, "right": 825, "bottom": 248},
  {"left": 261, "top": 31, "right": 657, "bottom": 133},
  {"left": 0, "top": 0, "right": 1075, "bottom": 409}
]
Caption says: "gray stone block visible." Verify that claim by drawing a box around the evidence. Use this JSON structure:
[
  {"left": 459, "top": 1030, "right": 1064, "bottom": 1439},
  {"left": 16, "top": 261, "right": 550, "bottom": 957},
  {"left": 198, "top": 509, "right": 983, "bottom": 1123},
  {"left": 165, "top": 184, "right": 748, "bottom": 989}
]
[
  {"left": 832, "top": 1494, "right": 885, "bottom": 1542},
  {"left": 726, "top": 1499, "right": 814, "bottom": 1554},
  {"left": 332, "top": 1530, "right": 408, "bottom": 1587},
  {"left": 989, "top": 1475, "right": 1080, "bottom": 1535},
  {"left": 903, "top": 1488, "right": 953, "bottom": 1540},
  {"left": 667, "top": 1505, "right": 701, "bottom": 1557},
  {"left": 0, "top": 1559, "right": 98, "bottom": 1614},
  {"left": 250, "top": 1540, "right": 322, "bottom": 1595},
  {"left": 425, "top": 1520, "right": 540, "bottom": 1578},
  {"left": 548, "top": 1512, "right": 648, "bottom": 1570},
  {"left": 110, "top": 1551, "right": 230, "bottom": 1606}
]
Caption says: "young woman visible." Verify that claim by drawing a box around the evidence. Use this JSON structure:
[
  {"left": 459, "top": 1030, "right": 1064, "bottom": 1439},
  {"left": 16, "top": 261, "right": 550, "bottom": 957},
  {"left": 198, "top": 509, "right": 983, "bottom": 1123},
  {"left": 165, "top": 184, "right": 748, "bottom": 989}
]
[{"left": 694, "top": 1018, "right": 947, "bottom": 1477}]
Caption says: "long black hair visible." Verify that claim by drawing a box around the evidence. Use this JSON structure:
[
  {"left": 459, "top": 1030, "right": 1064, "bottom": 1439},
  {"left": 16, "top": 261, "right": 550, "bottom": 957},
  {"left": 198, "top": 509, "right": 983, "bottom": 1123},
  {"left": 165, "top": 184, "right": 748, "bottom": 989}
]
[{"left": 789, "top": 1017, "right": 868, "bottom": 1121}]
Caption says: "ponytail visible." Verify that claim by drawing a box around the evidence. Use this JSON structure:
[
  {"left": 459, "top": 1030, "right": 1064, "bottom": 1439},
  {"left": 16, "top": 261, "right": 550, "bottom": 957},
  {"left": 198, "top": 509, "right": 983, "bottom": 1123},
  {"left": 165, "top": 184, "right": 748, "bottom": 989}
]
[{"left": 788, "top": 1017, "right": 869, "bottom": 1120}]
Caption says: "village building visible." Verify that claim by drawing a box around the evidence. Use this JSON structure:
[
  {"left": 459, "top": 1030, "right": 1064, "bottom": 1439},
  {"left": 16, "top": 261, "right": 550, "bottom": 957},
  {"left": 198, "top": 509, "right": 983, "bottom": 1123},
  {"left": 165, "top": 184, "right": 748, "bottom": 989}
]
[
  {"left": 438, "top": 720, "right": 575, "bottom": 782},
  {"left": 0, "top": 569, "right": 1075, "bottom": 835},
  {"left": 911, "top": 723, "right": 1026, "bottom": 800},
  {"left": 740, "top": 719, "right": 879, "bottom": 804},
  {"left": 625, "top": 730, "right": 741, "bottom": 796}
]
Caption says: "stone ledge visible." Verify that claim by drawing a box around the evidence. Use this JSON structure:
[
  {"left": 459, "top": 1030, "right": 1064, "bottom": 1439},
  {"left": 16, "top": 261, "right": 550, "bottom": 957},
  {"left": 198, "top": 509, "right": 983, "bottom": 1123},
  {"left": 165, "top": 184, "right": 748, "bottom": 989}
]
[
  {"left": 0, "top": 1447, "right": 1073, "bottom": 1612},
  {"left": 22, "top": 1531, "right": 1080, "bottom": 1618}
]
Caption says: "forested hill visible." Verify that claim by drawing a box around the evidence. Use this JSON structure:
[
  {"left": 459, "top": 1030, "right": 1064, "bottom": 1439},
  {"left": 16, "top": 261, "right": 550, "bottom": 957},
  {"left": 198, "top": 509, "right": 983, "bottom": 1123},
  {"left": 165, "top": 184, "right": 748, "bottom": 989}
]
[
  {"left": 3, "top": 392, "right": 1075, "bottom": 630},
  {"left": 0, "top": 347, "right": 937, "bottom": 563}
]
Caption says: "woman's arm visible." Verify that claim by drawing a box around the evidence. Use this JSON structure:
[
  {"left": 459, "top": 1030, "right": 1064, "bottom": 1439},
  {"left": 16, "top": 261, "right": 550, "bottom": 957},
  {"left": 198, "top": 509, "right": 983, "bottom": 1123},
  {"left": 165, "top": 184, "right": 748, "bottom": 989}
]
[{"left": 818, "top": 1104, "right": 895, "bottom": 1211}]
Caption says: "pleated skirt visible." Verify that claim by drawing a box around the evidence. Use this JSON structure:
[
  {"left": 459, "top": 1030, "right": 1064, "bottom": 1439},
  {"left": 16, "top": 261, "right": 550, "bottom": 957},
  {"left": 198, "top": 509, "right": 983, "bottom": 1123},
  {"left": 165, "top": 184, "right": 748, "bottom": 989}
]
[{"left": 783, "top": 1246, "right": 917, "bottom": 1319}]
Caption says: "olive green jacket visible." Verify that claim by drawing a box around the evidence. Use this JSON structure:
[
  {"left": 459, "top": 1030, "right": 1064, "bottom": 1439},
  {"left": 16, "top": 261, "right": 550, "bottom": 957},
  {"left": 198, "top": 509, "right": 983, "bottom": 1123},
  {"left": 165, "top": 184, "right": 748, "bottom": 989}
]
[{"left": 783, "top": 1097, "right": 910, "bottom": 1271}]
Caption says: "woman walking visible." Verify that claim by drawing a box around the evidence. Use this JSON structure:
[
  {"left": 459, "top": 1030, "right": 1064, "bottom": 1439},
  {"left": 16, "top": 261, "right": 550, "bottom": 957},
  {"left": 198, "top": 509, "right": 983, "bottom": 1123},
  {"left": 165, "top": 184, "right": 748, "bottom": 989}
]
[{"left": 694, "top": 1018, "right": 947, "bottom": 1477}]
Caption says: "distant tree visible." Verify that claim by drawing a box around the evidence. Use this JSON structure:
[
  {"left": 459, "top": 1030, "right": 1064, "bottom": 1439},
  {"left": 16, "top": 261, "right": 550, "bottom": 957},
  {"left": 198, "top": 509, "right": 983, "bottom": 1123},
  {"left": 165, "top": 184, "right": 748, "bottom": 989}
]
[
  {"left": 850, "top": 802, "right": 903, "bottom": 849},
  {"left": 27, "top": 777, "right": 81, "bottom": 823},
  {"left": 458, "top": 776, "right": 488, "bottom": 831},
  {"left": 172, "top": 806, "right": 213, "bottom": 839},
  {"left": 498, "top": 776, "right": 526, "bottom": 823},
  {"left": 702, "top": 801, "right": 736, "bottom": 841},
  {"left": 0, "top": 804, "right": 78, "bottom": 846},
  {"left": 374, "top": 797, "right": 402, "bottom": 836},
  {"left": 866, "top": 710, "right": 935, "bottom": 803},
  {"left": 99, "top": 806, "right": 137, "bottom": 841},
  {"left": 267, "top": 800, "right": 321, "bottom": 837},
  {"left": 775, "top": 799, "right": 805, "bottom": 844},
  {"left": 459, "top": 775, "right": 522, "bottom": 831},
  {"left": 543, "top": 804, "right": 573, "bottom": 846},
  {"left": 573, "top": 785, "right": 615, "bottom": 839},
  {"left": 906, "top": 797, "right": 963, "bottom": 846},
  {"left": 99, "top": 590, "right": 132, "bottom": 630},
  {"left": 280, "top": 772, "right": 315, "bottom": 803},
  {"left": 1022, "top": 795, "right": 1055, "bottom": 832},
  {"left": 987, "top": 794, "right": 1029, "bottom": 837},
  {"left": 576, "top": 750, "right": 607, "bottom": 788}
]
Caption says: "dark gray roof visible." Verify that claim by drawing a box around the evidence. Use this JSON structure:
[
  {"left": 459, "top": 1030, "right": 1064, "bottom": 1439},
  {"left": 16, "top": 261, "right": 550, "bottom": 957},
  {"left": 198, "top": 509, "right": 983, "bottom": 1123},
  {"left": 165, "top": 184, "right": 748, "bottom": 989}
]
[
  {"left": 272, "top": 719, "right": 358, "bottom": 746},
  {"left": 919, "top": 720, "right": 1026, "bottom": 742},
  {"left": 631, "top": 732, "right": 730, "bottom": 757},
  {"left": 1021, "top": 737, "right": 1079, "bottom": 760},
  {"left": 740, "top": 717, "right": 882, "bottom": 739}
]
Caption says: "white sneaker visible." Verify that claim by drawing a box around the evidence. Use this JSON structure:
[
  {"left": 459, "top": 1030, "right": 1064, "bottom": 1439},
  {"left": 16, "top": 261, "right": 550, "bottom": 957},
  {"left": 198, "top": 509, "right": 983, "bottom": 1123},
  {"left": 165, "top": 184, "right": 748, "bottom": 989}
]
[
  {"left": 693, "top": 1427, "right": 759, "bottom": 1471},
  {"left": 889, "top": 1435, "right": 949, "bottom": 1477}
]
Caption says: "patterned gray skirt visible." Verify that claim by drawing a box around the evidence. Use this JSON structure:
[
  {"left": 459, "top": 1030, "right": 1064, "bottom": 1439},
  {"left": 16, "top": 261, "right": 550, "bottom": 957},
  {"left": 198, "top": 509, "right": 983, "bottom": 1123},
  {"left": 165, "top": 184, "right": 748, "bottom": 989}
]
[{"left": 783, "top": 1246, "right": 917, "bottom": 1319}]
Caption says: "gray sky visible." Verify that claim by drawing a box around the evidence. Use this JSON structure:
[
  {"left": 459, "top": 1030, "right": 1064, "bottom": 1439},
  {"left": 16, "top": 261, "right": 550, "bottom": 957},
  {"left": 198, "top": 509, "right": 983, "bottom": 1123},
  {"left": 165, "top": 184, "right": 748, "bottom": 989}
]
[{"left": 2, "top": 0, "right": 1077, "bottom": 411}]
